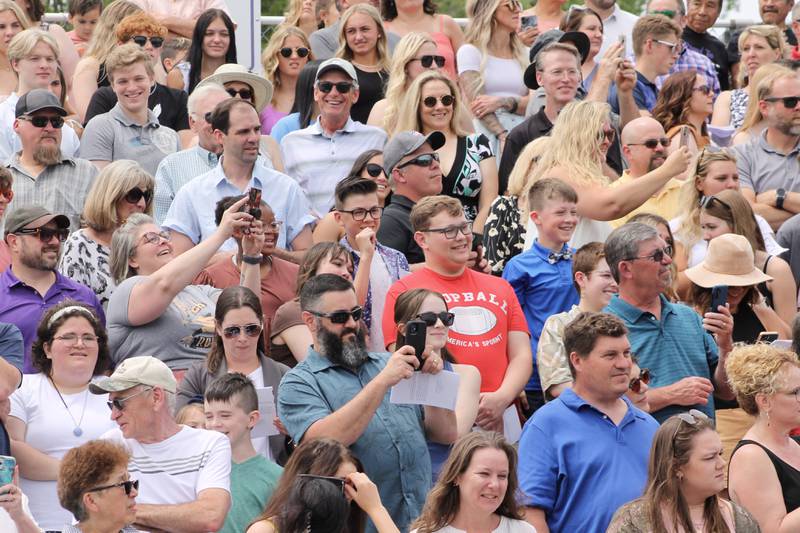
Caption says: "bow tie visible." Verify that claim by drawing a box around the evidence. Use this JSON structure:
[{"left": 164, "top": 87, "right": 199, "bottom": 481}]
[{"left": 548, "top": 251, "right": 572, "bottom": 264}]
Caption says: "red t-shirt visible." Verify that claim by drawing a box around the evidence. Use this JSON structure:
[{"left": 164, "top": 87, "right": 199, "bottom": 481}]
[{"left": 382, "top": 267, "right": 529, "bottom": 393}]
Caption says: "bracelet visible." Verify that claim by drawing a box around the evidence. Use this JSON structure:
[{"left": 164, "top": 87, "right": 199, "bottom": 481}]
[{"left": 242, "top": 254, "right": 263, "bottom": 265}]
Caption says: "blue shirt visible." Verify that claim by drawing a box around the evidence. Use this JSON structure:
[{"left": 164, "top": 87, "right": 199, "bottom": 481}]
[
  {"left": 605, "top": 294, "right": 719, "bottom": 422},
  {"left": 518, "top": 388, "right": 658, "bottom": 533},
  {"left": 502, "top": 241, "right": 579, "bottom": 392},
  {"left": 163, "top": 155, "right": 316, "bottom": 251},
  {"left": 277, "top": 348, "right": 431, "bottom": 532},
  {"left": 608, "top": 71, "right": 659, "bottom": 115},
  {"left": 270, "top": 113, "right": 301, "bottom": 144}
]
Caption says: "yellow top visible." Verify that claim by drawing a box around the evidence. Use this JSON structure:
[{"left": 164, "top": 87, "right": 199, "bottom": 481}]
[{"left": 610, "top": 170, "right": 684, "bottom": 228}]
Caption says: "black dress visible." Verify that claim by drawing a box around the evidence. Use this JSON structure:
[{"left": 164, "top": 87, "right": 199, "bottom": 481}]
[
  {"left": 731, "top": 437, "right": 800, "bottom": 513},
  {"left": 350, "top": 67, "right": 387, "bottom": 124}
]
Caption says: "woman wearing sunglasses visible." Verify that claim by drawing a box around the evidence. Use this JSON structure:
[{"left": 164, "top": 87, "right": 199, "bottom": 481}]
[
  {"left": 652, "top": 71, "right": 713, "bottom": 154},
  {"left": 262, "top": 26, "right": 312, "bottom": 135},
  {"left": 8, "top": 302, "right": 115, "bottom": 531},
  {"left": 607, "top": 410, "right": 759, "bottom": 533},
  {"left": 392, "top": 288, "right": 480, "bottom": 482},
  {"left": 393, "top": 70, "right": 498, "bottom": 233},
  {"left": 58, "top": 160, "right": 154, "bottom": 309},
  {"left": 57, "top": 439, "right": 139, "bottom": 533}
]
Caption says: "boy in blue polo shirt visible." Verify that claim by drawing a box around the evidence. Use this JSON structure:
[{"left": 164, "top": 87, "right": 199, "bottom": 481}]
[{"left": 503, "top": 178, "right": 580, "bottom": 416}]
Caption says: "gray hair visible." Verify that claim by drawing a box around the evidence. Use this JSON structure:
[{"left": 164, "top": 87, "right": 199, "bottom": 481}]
[
  {"left": 535, "top": 41, "right": 581, "bottom": 73},
  {"left": 110, "top": 213, "right": 155, "bottom": 284},
  {"left": 604, "top": 222, "right": 659, "bottom": 282},
  {"left": 187, "top": 82, "right": 228, "bottom": 117}
]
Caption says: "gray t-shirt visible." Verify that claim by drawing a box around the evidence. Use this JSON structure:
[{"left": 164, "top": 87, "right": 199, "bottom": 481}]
[
  {"left": 309, "top": 21, "right": 401, "bottom": 60},
  {"left": 107, "top": 276, "right": 221, "bottom": 370},
  {"left": 79, "top": 103, "right": 180, "bottom": 176},
  {"left": 733, "top": 130, "right": 800, "bottom": 194}
]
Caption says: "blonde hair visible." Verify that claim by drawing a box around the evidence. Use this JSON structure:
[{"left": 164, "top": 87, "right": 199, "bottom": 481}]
[
  {"left": 262, "top": 24, "right": 313, "bottom": 103},
  {"left": 463, "top": 0, "right": 527, "bottom": 93},
  {"left": 0, "top": 0, "right": 31, "bottom": 36},
  {"left": 509, "top": 137, "right": 550, "bottom": 198},
  {"left": 726, "top": 343, "right": 800, "bottom": 415},
  {"left": 336, "top": 4, "right": 389, "bottom": 71},
  {"left": 105, "top": 42, "right": 154, "bottom": 81},
  {"left": 382, "top": 31, "right": 437, "bottom": 131},
  {"left": 392, "top": 70, "right": 469, "bottom": 136},
  {"left": 7, "top": 28, "right": 58, "bottom": 63},
  {"left": 739, "top": 63, "right": 793, "bottom": 133},
  {"left": 737, "top": 24, "right": 788, "bottom": 87},
  {"left": 82, "top": 160, "right": 154, "bottom": 232},
  {"left": 84, "top": 0, "right": 142, "bottom": 65},
  {"left": 283, "top": 0, "right": 311, "bottom": 28}
]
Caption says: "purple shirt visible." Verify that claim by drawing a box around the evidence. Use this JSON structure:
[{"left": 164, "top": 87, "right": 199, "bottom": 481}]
[
  {"left": 0, "top": 268, "right": 105, "bottom": 373},
  {"left": 261, "top": 105, "right": 287, "bottom": 135}
]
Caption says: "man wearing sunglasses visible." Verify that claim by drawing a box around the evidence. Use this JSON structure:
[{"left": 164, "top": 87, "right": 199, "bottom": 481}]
[
  {"left": 309, "top": 0, "right": 399, "bottom": 60},
  {"left": 90, "top": 356, "right": 232, "bottom": 532},
  {"left": 604, "top": 222, "right": 736, "bottom": 424},
  {"left": 278, "top": 274, "right": 456, "bottom": 532},
  {"left": 281, "top": 58, "right": 387, "bottom": 217},
  {"left": 0, "top": 206, "right": 104, "bottom": 374},
  {"left": 5, "top": 89, "right": 98, "bottom": 233}
]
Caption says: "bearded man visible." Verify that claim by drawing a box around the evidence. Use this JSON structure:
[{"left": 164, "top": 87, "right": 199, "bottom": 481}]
[{"left": 277, "top": 273, "right": 457, "bottom": 533}]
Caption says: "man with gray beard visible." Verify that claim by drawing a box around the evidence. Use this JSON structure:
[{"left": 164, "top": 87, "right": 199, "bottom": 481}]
[
  {"left": 733, "top": 69, "right": 800, "bottom": 232},
  {"left": 4, "top": 90, "right": 97, "bottom": 232},
  {"left": 277, "top": 273, "right": 457, "bottom": 533}
]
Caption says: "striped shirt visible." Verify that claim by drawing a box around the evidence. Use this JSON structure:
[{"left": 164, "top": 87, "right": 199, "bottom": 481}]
[{"left": 153, "top": 145, "right": 219, "bottom": 224}]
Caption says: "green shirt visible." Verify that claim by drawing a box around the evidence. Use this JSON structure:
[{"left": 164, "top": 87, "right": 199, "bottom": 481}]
[{"left": 220, "top": 455, "right": 283, "bottom": 533}]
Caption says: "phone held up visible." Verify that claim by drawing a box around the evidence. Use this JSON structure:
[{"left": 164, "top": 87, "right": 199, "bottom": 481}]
[
  {"left": 0, "top": 455, "right": 15, "bottom": 487},
  {"left": 241, "top": 187, "right": 262, "bottom": 235},
  {"left": 405, "top": 318, "right": 427, "bottom": 370},
  {"left": 520, "top": 15, "right": 537, "bottom": 30}
]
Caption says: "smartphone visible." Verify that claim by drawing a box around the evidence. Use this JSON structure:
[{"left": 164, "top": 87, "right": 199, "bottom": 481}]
[
  {"left": 472, "top": 233, "right": 484, "bottom": 266},
  {"left": 520, "top": 15, "right": 537, "bottom": 30},
  {"left": 709, "top": 285, "right": 728, "bottom": 314},
  {"left": 757, "top": 331, "right": 779, "bottom": 344},
  {"left": 618, "top": 34, "right": 626, "bottom": 56},
  {"left": 0, "top": 455, "right": 15, "bottom": 487},
  {"left": 404, "top": 318, "right": 427, "bottom": 370},
  {"left": 247, "top": 188, "right": 262, "bottom": 220},
  {"left": 679, "top": 126, "right": 691, "bottom": 148}
]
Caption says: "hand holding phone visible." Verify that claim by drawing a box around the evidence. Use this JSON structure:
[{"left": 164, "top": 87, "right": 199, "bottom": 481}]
[
  {"left": 709, "top": 285, "right": 728, "bottom": 314},
  {"left": 404, "top": 318, "right": 427, "bottom": 370},
  {"left": 679, "top": 126, "right": 691, "bottom": 148},
  {"left": 0, "top": 456, "right": 15, "bottom": 487},
  {"left": 520, "top": 15, "right": 537, "bottom": 30},
  {"left": 757, "top": 331, "right": 779, "bottom": 343}
]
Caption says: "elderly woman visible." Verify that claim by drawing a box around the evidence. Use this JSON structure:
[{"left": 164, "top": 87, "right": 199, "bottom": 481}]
[
  {"left": 727, "top": 344, "right": 800, "bottom": 533},
  {"left": 57, "top": 439, "right": 138, "bottom": 533}
]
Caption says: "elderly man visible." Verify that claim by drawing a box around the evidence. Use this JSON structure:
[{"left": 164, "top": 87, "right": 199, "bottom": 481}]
[
  {"left": 91, "top": 356, "right": 231, "bottom": 533},
  {"left": 604, "top": 222, "right": 735, "bottom": 422},
  {"left": 280, "top": 58, "right": 387, "bottom": 216},
  {"left": 277, "top": 274, "right": 457, "bottom": 532},
  {"left": 682, "top": 0, "right": 733, "bottom": 90}
]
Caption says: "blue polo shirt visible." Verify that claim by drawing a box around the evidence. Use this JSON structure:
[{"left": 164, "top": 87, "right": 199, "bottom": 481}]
[
  {"left": 503, "top": 241, "right": 579, "bottom": 392},
  {"left": 608, "top": 71, "right": 659, "bottom": 115},
  {"left": 518, "top": 388, "right": 658, "bottom": 533},
  {"left": 605, "top": 294, "right": 718, "bottom": 422},
  {"left": 277, "top": 348, "right": 430, "bottom": 533}
]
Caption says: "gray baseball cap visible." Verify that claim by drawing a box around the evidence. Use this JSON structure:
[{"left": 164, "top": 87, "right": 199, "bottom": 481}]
[
  {"left": 15, "top": 89, "right": 67, "bottom": 118},
  {"left": 383, "top": 130, "right": 446, "bottom": 174},
  {"left": 4, "top": 205, "right": 69, "bottom": 236},
  {"left": 315, "top": 58, "right": 358, "bottom": 83}
]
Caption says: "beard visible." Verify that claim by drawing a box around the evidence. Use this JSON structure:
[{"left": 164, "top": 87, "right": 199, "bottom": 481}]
[
  {"left": 317, "top": 321, "right": 369, "bottom": 370},
  {"left": 32, "top": 144, "right": 62, "bottom": 166},
  {"left": 20, "top": 241, "right": 59, "bottom": 271},
  {"left": 775, "top": 117, "right": 800, "bottom": 137}
]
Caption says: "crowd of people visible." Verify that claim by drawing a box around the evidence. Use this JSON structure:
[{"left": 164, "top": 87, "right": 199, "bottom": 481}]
[{"left": 1, "top": 0, "right": 800, "bottom": 531}]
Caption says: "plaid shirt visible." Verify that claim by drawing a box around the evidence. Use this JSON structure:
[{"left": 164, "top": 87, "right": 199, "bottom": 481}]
[{"left": 655, "top": 46, "right": 721, "bottom": 96}]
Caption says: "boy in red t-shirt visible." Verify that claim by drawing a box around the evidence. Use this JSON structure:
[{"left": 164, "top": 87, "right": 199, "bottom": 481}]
[{"left": 382, "top": 195, "right": 531, "bottom": 432}]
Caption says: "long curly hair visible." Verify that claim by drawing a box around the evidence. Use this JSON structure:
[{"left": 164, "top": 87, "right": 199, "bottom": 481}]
[
  {"left": 652, "top": 71, "right": 709, "bottom": 136},
  {"left": 726, "top": 343, "right": 800, "bottom": 415},
  {"left": 336, "top": 4, "right": 390, "bottom": 71},
  {"left": 381, "top": 31, "right": 437, "bottom": 131},
  {"left": 262, "top": 25, "right": 313, "bottom": 104},
  {"left": 392, "top": 70, "right": 469, "bottom": 136}
]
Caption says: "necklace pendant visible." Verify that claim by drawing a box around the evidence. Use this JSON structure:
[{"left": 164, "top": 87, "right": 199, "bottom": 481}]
[{"left": 73, "top": 427, "right": 83, "bottom": 437}]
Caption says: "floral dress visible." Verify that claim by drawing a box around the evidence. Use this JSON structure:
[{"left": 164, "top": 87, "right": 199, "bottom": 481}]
[
  {"left": 442, "top": 133, "right": 494, "bottom": 222},
  {"left": 57, "top": 229, "right": 115, "bottom": 309}
]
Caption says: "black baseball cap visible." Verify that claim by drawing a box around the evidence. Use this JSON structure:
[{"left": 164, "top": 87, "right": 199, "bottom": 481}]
[{"left": 15, "top": 89, "right": 67, "bottom": 118}]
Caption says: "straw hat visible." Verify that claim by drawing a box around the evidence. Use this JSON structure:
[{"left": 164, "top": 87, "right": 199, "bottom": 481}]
[
  {"left": 196, "top": 64, "right": 273, "bottom": 112},
  {"left": 684, "top": 234, "right": 772, "bottom": 288}
]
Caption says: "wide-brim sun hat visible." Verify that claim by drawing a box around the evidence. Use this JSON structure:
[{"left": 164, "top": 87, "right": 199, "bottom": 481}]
[
  {"left": 684, "top": 233, "right": 773, "bottom": 288},
  {"left": 197, "top": 63, "right": 274, "bottom": 113}
]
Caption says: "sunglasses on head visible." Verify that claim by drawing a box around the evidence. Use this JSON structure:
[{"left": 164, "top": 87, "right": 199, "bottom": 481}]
[
  {"left": 131, "top": 35, "right": 164, "bottom": 48},
  {"left": 279, "top": 46, "right": 310, "bottom": 58},
  {"left": 699, "top": 194, "right": 732, "bottom": 213},
  {"left": 19, "top": 115, "right": 64, "bottom": 128},
  {"left": 14, "top": 226, "right": 69, "bottom": 243},
  {"left": 671, "top": 408, "right": 710, "bottom": 444},
  {"left": 222, "top": 323, "right": 262, "bottom": 339},
  {"left": 87, "top": 479, "right": 139, "bottom": 496},
  {"left": 317, "top": 81, "right": 353, "bottom": 94},
  {"left": 398, "top": 152, "right": 439, "bottom": 169},
  {"left": 413, "top": 54, "right": 446, "bottom": 68},
  {"left": 365, "top": 163, "right": 385, "bottom": 178},
  {"left": 308, "top": 306, "right": 363, "bottom": 324},
  {"left": 629, "top": 367, "right": 651, "bottom": 393},
  {"left": 764, "top": 95, "right": 800, "bottom": 109},
  {"left": 423, "top": 94, "right": 454, "bottom": 108},
  {"left": 416, "top": 311, "right": 455, "bottom": 327},
  {"left": 298, "top": 474, "right": 346, "bottom": 494},
  {"left": 124, "top": 187, "right": 152, "bottom": 205},
  {"left": 227, "top": 88, "right": 254, "bottom": 100},
  {"left": 0, "top": 187, "right": 12, "bottom": 202},
  {"left": 629, "top": 137, "right": 670, "bottom": 149}
]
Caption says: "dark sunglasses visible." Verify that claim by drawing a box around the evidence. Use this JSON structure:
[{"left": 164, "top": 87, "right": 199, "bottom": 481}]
[
  {"left": 124, "top": 187, "right": 152, "bottom": 205},
  {"left": 227, "top": 88, "right": 254, "bottom": 100},
  {"left": 317, "top": 81, "right": 354, "bottom": 94},
  {"left": 106, "top": 387, "right": 152, "bottom": 412},
  {"left": 308, "top": 306, "right": 363, "bottom": 324},
  {"left": 14, "top": 226, "right": 69, "bottom": 242},
  {"left": 87, "top": 479, "right": 139, "bottom": 496},
  {"left": 131, "top": 35, "right": 164, "bottom": 48},
  {"left": 625, "top": 247, "right": 671, "bottom": 264},
  {"left": 413, "top": 54, "right": 446, "bottom": 68},
  {"left": 629, "top": 137, "right": 670, "bottom": 149},
  {"left": 19, "top": 115, "right": 64, "bottom": 128},
  {"left": 423, "top": 95, "right": 454, "bottom": 108},
  {"left": 398, "top": 152, "right": 439, "bottom": 169},
  {"left": 671, "top": 408, "right": 710, "bottom": 444},
  {"left": 0, "top": 188, "right": 12, "bottom": 201},
  {"left": 699, "top": 194, "right": 732, "bottom": 213},
  {"left": 764, "top": 95, "right": 800, "bottom": 109},
  {"left": 416, "top": 311, "right": 456, "bottom": 327},
  {"left": 222, "top": 323, "right": 262, "bottom": 339},
  {"left": 693, "top": 85, "right": 712, "bottom": 96},
  {"left": 365, "top": 163, "right": 385, "bottom": 178},
  {"left": 279, "top": 46, "right": 310, "bottom": 58},
  {"left": 629, "top": 368, "right": 651, "bottom": 393},
  {"left": 600, "top": 126, "right": 615, "bottom": 144},
  {"left": 298, "top": 474, "right": 346, "bottom": 494}
]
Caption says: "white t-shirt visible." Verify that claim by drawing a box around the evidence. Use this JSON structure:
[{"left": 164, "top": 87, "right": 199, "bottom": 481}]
[
  {"left": 101, "top": 425, "right": 231, "bottom": 505},
  {"left": 456, "top": 44, "right": 528, "bottom": 97},
  {"left": 0, "top": 493, "right": 37, "bottom": 533},
  {"left": 9, "top": 373, "right": 115, "bottom": 530},
  {"left": 412, "top": 516, "right": 537, "bottom": 533}
]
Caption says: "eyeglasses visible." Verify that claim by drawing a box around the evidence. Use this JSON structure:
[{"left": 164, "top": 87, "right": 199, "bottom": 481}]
[
  {"left": 14, "top": 226, "right": 69, "bottom": 243},
  {"left": 599, "top": 126, "right": 616, "bottom": 144},
  {"left": 420, "top": 221, "right": 473, "bottom": 239},
  {"left": 298, "top": 474, "right": 346, "bottom": 494},
  {"left": 416, "top": 311, "right": 456, "bottom": 327},
  {"left": 365, "top": 163, "right": 385, "bottom": 178},
  {"left": 138, "top": 230, "right": 171, "bottom": 246},
  {"left": 53, "top": 333, "right": 98, "bottom": 346},
  {"left": 655, "top": 39, "right": 681, "bottom": 54},
  {"left": 87, "top": 479, "right": 139, "bottom": 496},
  {"left": 124, "top": 187, "right": 152, "bottom": 205},
  {"left": 307, "top": 306, "right": 363, "bottom": 324},
  {"left": 0, "top": 188, "right": 11, "bottom": 202},
  {"left": 222, "top": 323, "right": 262, "bottom": 338},
  {"left": 339, "top": 206, "right": 383, "bottom": 221},
  {"left": 625, "top": 247, "right": 672, "bottom": 263},
  {"left": 764, "top": 95, "right": 800, "bottom": 109},
  {"left": 18, "top": 115, "right": 64, "bottom": 128},
  {"left": 628, "top": 137, "right": 670, "bottom": 149},
  {"left": 411, "top": 54, "right": 446, "bottom": 68},
  {"left": 693, "top": 85, "right": 712, "bottom": 96},
  {"left": 107, "top": 387, "right": 153, "bottom": 412},
  {"left": 423, "top": 95, "right": 454, "bottom": 108},
  {"left": 131, "top": 35, "right": 164, "bottom": 48},
  {"left": 264, "top": 220, "right": 284, "bottom": 232},
  {"left": 699, "top": 194, "right": 732, "bottom": 214},
  {"left": 279, "top": 46, "right": 310, "bottom": 58},
  {"left": 398, "top": 152, "right": 440, "bottom": 169},
  {"left": 227, "top": 88, "right": 254, "bottom": 100},
  {"left": 317, "top": 81, "right": 354, "bottom": 94},
  {"left": 502, "top": 0, "right": 522, "bottom": 11},
  {"left": 629, "top": 367, "right": 651, "bottom": 393}
]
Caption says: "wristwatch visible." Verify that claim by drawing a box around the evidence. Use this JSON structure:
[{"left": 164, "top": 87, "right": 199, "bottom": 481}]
[
  {"left": 242, "top": 254, "right": 263, "bottom": 265},
  {"left": 776, "top": 188, "right": 786, "bottom": 210}
]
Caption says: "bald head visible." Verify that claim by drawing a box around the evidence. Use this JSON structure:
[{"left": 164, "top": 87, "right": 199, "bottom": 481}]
[{"left": 621, "top": 117, "right": 669, "bottom": 176}]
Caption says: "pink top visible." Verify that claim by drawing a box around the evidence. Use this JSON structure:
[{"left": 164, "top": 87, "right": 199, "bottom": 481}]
[
  {"left": 261, "top": 105, "right": 288, "bottom": 135},
  {"left": 431, "top": 15, "right": 457, "bottom": 80}
]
